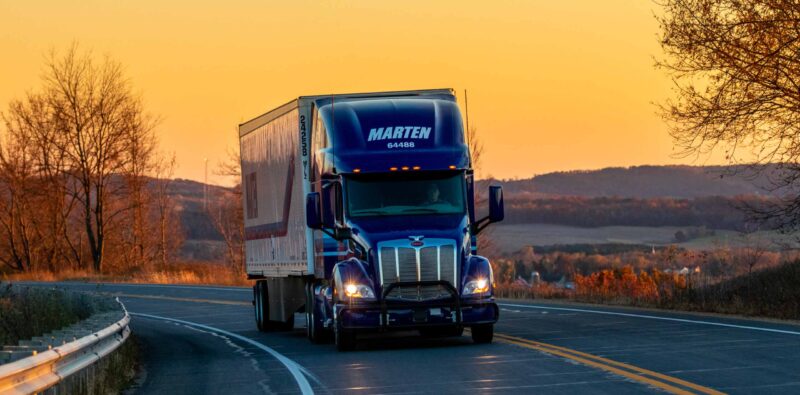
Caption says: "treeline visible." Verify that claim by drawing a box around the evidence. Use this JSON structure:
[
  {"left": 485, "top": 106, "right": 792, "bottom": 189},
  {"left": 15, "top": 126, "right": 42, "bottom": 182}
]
[
  {"left": 0, "top": 46, "right": 183, "bottom": 274},
  {"left": 480, "top": 165, "right": 775, "bottom": 198},
  {"left": 497, "top": 260, "right": 800, "bottom": 320},
  {"left": 502, "top": 195, "right": 769, "bottom": 230},
  {"left": 492, "top": 245, "right": 793, "bottom": 285}
]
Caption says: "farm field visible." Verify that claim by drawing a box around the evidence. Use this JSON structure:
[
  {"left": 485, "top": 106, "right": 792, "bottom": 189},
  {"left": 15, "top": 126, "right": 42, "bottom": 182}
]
[{"left": 489, "top": 223, "right": 798, "bottom": 253}]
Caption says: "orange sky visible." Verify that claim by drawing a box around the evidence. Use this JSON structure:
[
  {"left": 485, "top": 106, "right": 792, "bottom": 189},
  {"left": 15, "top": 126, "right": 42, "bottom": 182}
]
[{"left": 0, "top": 0, "right": 715, "bottom": 184}]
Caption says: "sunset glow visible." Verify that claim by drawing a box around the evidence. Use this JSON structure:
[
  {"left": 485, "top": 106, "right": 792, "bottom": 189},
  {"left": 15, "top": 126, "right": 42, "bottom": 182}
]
[{"left": 1, "top": 0, "right": 692, "bottom": 183}]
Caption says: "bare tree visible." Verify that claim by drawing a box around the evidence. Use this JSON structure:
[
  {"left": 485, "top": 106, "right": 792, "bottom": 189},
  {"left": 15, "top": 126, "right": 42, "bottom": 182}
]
[
  {"left": 43, "top": 45, "right": 157, "bottom": 272},
  {"left": 736, "top": 231, "right": 770, "bottom": 296},
  {"left": 208, "top": 147, "right": 244, "bottom": 271},
  {"left": 467, "top": 125, "right": 484, "bottom": 175},
  {"left": 1, "top": 44, "right": 176, "bottom": 276},
  {"left": 153, "top": 154, "right": 182, "bottom": 269},
  {"left": 2, "top": 92, "right": 85, "bottom": 272},
  {"left": 0, "top": 109, "right": 40, "bottom": 271},
  {"left": 466, "top": 125, "right": 498, "bottom": 256},
  {"left": 24, "top": 95, "right": 84, "bottom": 271},
  {"left": 121, "top": 112, "right": 158, "bottom": 269},
  {"left": 657, "top": 0, "right": 800, "bottom": 230}
]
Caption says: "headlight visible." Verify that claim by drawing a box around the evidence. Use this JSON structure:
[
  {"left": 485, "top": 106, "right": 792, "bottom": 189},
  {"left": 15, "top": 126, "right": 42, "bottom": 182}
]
[
  {"left": 343, "top": 283, "right": 376, "bottom": 299},
  {"left": 463, "top": 278, "right": 490, "bottom": 295}
]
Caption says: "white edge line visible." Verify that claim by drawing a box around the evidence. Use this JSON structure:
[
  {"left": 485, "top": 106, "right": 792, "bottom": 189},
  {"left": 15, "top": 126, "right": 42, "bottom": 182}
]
[
  {"left": 12, "top": 281, "right": 250, "bottom": 293},
  {"left": 498, "top": 303, "right": 800, "bottom": 336},
  {"left": 73, "top": 282, "right": 800, "bottom": 337},
  {"left": 43, "top": 282, "right": 800, "bottom": 336},
  {"left": 89, "top": 283, "right": 248, "bottom": 292},
  {"left": 130, "top": 312, "right": 315, "bottom": 395}
]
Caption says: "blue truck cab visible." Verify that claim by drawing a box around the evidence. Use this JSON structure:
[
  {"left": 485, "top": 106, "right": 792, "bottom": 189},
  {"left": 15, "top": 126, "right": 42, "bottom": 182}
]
[{"left": 239, "top": 89, "right": 503, "bottom": 351}]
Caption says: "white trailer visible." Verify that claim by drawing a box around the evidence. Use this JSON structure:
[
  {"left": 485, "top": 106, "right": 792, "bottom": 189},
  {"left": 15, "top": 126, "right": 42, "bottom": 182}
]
[{"left": 239, "top": 99, "right": 313, "bottom": 328}]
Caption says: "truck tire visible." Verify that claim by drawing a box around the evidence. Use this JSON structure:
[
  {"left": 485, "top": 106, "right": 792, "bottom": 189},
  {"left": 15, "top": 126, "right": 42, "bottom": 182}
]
[
  {"left": 254, "top": 281, "right": 270, "bottom": 332},
  {"left": 334, "top": 322, "right": 356, "bottom": 351},
  {"left": 306, "top": 282, "right": 329, "bottom": 343},
  {"left": 471, "top": 324, "right": 493, "bottom": 344}
]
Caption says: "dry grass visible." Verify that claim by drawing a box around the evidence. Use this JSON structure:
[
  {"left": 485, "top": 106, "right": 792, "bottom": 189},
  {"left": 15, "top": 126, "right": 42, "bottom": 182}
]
[
  {"left": 1, "top": 261, "right": 249, "bottom": 287},
  {"left": 0, "top": 283, "right": 118, "bottom": 346},
  {"left": 497, "top": 260, "right": 800, "bottom": 321},
  {"left": 494, "top": 282, "right": 573, "bottom": 299}
]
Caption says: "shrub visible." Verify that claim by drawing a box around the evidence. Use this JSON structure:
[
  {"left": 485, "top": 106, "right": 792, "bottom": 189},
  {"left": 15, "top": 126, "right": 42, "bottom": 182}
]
[{"left": 0, "top": 283, "right": 116, "bottom": 346}]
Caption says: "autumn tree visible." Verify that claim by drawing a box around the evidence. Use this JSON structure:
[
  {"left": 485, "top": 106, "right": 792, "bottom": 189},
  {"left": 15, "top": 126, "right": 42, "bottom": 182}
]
[
  {"left": 658, "top": 0, "right": 800, "bottom": 230},
  {"left": 210, "top": 147, "right": 245, "bottom": 272},
  {"left": 24, "top": 94, "right": 83, "bottom": 270},
  {"left": 42, "top": 46, "right": 158, "bottom": 272},
  {"left": 0, "top": 107, "right": 40, "bottom": 271},
  {"left": 152, "top": 155, "right": 183, "bottom": 269},
  {"left": 0, "top": 44, "right": 181, "bottom": 276},
  {"left": 121, "top": 111, "right": 158, "bottom": 269},
  {"left": 467, "top": 124, "right": 500, "bottom": 256}
]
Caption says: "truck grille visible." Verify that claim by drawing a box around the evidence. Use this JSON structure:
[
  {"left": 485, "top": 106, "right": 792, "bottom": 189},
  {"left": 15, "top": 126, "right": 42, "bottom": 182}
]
[{"left": 377, "top": 239, "right": 457, "bottom": 300}]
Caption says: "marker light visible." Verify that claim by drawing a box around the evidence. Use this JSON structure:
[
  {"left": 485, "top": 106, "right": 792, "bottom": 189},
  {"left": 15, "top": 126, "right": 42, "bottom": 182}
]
[
  {"left": 401, "top": 166, "right": 409, "bottom": 171},
  {"left": 353, "top": 168, "right": 361, "bottom": 173},
  {"left": 390, "top": 167, "right": 398, "bottom": 171},
  {"left": 412, "top": 166, "right": 421, "bottom": 170},
  {"left": 343, "top": 283, "right": 376, "bottom": 299},
  {"left": 449, "top": 165, "right": 457, "bottom": 169}
]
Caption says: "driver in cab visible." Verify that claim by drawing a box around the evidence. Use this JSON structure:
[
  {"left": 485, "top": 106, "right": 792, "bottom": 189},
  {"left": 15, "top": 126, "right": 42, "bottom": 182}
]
[{"left": 422, "top": 184, "right": 447, "bottom": 206}]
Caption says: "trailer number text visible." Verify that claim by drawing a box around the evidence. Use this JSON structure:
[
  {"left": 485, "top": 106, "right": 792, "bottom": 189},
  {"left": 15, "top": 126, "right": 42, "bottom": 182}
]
[{"left": 387, "top": 141, "right": 415, "bottom": 149}]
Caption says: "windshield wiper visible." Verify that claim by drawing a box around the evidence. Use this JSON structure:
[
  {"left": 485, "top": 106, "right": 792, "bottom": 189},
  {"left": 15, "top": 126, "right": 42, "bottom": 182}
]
[
  {"left": 352, "top": 210, "right": 389, "bottom": 216},
  {"left": 401, "top": 208, "right": 439, "bottom": 213}
]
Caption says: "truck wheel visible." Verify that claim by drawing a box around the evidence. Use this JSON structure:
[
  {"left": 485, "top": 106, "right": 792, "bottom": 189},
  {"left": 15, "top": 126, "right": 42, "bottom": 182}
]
[
  {"left": 334, "top": 322, "right": 356, "bottom": 351},
  {"left": 254, "top": 281, "right": 270, "bottom": 332},
  {"left": 471, "top": 324, "right": 493, "bottom": 344}
]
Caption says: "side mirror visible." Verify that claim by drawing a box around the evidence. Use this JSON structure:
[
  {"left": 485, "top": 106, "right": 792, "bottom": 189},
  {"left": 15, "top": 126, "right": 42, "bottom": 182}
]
[
  {"left": 321, "top": 182, "right": 337, "bottom": 229},
  {"left": 473, "top": 185, "right": 504, "bottom": 235},
  {"left": 306, "top": 192, "right": 322, "bottom": 229},
  {"left": 488, "top": 185, "right": 504, "bottom": 223}
]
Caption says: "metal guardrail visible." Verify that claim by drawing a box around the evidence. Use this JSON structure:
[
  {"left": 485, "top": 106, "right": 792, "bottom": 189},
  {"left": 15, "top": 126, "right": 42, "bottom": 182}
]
[{"left": 0, "top": 298, "right": 131, "bottom": 395}]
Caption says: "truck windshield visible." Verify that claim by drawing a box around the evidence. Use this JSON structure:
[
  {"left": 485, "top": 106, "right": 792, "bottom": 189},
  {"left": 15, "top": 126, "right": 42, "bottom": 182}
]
[{"left": 346, "top": 173, "right": 466, "bottom": 218}]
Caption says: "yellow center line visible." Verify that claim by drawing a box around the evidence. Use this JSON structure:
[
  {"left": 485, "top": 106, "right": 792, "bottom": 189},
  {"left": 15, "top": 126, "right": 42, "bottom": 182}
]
[
  {"left": 493, "top": 333, "right": 725, "bottom": 395},
  {"left": 107, "top": 293, "right": 723, "bottom": 395},
  {"left": 111, "top": 293, "right": 252, "bottom": 306}
]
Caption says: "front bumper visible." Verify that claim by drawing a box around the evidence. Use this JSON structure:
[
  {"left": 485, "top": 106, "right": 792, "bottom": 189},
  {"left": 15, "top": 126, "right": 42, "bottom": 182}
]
[
  {"left": 335, "top": 281, "right": 498, "bottom": 330},
  {"left": 336, "top": 300, "right": 498, "bottom": 330}
]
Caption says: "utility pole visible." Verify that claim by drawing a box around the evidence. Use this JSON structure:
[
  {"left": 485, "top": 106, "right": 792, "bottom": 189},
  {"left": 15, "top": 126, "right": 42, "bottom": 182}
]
[{"left": 204, "top": 158, "right": 208, "bottom": 211}]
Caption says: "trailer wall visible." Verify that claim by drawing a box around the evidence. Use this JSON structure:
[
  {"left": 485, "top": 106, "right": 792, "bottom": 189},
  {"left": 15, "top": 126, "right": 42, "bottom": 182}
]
[{"left": 240, "top": 107, "right": 308, "bottom": 277}]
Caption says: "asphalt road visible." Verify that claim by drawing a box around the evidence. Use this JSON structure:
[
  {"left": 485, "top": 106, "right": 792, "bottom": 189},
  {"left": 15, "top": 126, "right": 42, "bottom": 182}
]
[{"left": 17, "top": 282, "right": 800, "bottom": 394}]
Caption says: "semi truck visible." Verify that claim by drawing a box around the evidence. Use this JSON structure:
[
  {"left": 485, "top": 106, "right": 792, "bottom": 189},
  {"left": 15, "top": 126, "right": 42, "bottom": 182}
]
[{"left": 238, "top": 88, "right": 504, "bottom": 351}]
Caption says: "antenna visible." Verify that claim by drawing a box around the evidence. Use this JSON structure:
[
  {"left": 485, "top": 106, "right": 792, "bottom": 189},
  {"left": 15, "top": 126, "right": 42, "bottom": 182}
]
[
  {"left": 204, "top": 157, "right": 208, "bottom": 210},
  {"left": 331, "top": 95, "right": 336, "bottom": 173},
  {"left": 464, "top": 89, "right": 471, "bottom": 167}
]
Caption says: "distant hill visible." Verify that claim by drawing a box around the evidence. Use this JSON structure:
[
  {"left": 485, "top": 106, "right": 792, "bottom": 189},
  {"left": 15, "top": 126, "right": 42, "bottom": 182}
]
[
  {"left": 483, "top": 165, "right": 778, "bottom": 198},
  {"left": 172, "top": 165, "right": 782, "bottom": 260}
]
